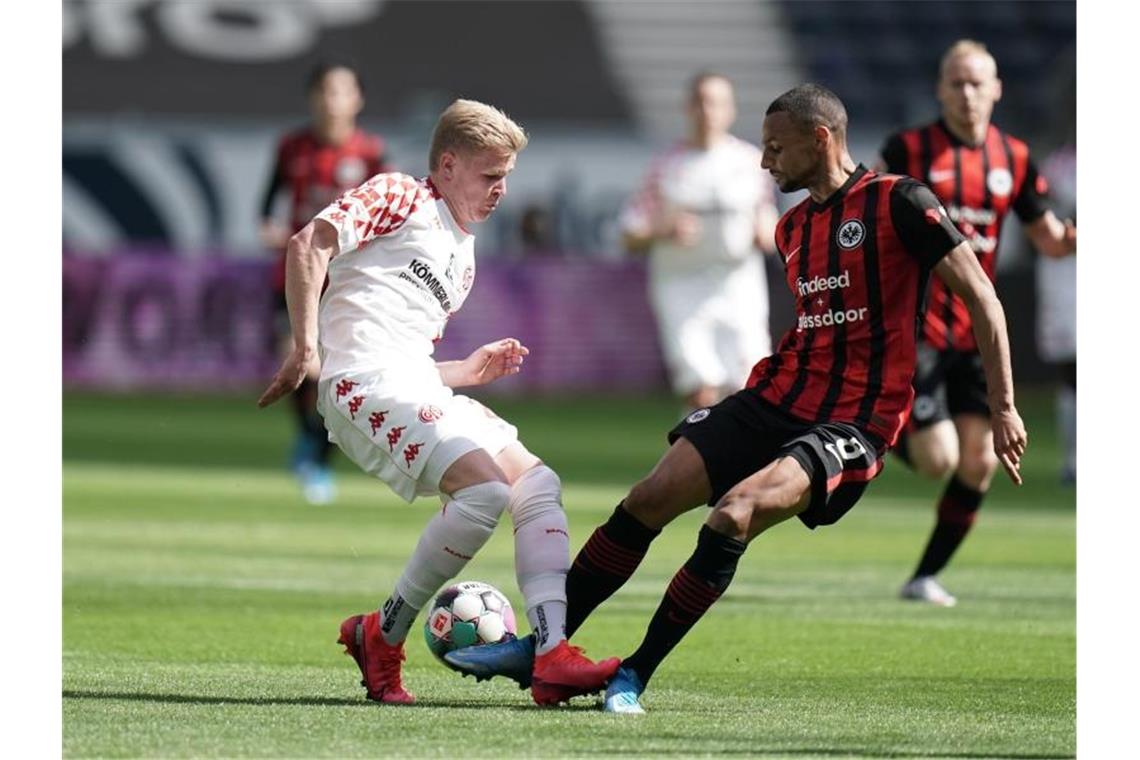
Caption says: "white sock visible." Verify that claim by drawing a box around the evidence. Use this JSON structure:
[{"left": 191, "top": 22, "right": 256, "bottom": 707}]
[
  {"left": 379, "top": 480, "right": 510, "bottom": 645},
  {"left": 509, "top": 465, "right": 570, "bottom": 655}
]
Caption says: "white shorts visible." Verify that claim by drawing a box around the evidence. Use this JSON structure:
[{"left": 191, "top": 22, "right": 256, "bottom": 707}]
[
  {"left": 649, "top": 263, "right": 771, "bottom": 395},
  {"left": 318, "top": 368, "right": 518, "bottom": 503}
]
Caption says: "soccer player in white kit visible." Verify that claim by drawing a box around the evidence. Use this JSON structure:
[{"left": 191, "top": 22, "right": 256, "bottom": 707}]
[
  {"left": 620, "top": 72, "right": 779, "bottom": 411},
  {"left": 258, "top": 99, "right": 619, "bottom": 706}
]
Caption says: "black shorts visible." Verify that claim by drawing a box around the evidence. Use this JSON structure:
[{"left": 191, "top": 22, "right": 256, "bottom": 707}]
[
  {"left": 908, "top": 343, "right": 989, "bottom": 430},
  {"left": 668, "top": 390, "right": 886, "bottom": 530}
]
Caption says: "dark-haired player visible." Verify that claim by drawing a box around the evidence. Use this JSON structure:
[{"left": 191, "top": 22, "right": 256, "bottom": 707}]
[
  {"left": 260, "top": 63, "right": 390, "bottom": 504},
  {"left": 443, "top": 83, "right": 1027, "bottom": 714},
  {"left": 878, "top": 40, "right": 1076, "bottom": 606}
]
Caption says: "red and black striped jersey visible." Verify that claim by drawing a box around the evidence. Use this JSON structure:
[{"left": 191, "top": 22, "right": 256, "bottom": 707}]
[
  {"left": 746, "top": 166, "right": 965, "bottom": 447},
  {"left": 261, "top": 127, "right": 390, "bottom": 291},
  {"left": 881, "top": 120, "right": 1049, "bottom": 350}
]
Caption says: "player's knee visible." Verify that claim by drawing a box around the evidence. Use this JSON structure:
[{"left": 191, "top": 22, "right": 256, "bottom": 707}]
[
  {"left": 706, "top": 496, "right": 754, "bottom": 541},
  {"left": 957, "top": 447, "right": 999, "bottom": 490},
  {"left": 914, "top": 445, "right": 958, "bottom": 480},
  {"left": 451, "top": 480, "right": 512, "bottom": 528},
  {"left": 712, "top": 485, "right": 794, "bottom": 541},
  {"left": 509, "top": 464, "right": 563, "bottom": 527},
  {"left": 624, "top": 470, "right": 672, "bottom": 521}
]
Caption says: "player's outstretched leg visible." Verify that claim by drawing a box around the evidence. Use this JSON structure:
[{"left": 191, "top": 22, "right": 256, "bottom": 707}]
[
  {"left": 339, "top": 480, "right": 510, "bottom": 703},
  {"left": 606, "top": 456, "right": 808, "bottom": 714},
  {"left": 564, "top": 501, "right": 662, "bottom": 637},
  {"left": 605, "top": 524, "right": 746, "bottom": 713}
]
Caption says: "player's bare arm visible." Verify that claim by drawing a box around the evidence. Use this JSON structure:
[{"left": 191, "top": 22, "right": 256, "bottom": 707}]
[
  {"left": 436, "top": 339, "right": 530, "bottom": 388},
  {"left": 257, "top": 219, "right": 338, "bottom": 408},
  {"left": 1024, "top": 210, "right": 1076, "bottom": 258},
  {"left": 933, "top": 241, "right": 1028, "bottom": 484},
  {"left": 753, "top": 202, "right": 778, "bottom": 253}
]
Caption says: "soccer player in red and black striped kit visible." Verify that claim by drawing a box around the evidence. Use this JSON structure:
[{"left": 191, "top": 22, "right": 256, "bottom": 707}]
[
  {"left": 443, "top": 84, "right": 1028, "bottom": 713},
  {"left": 878, "top": 41, "right": 1076, "bottom": 607},
  {"left": 260, "top": 63, "right": 390, "bottom": 504}
]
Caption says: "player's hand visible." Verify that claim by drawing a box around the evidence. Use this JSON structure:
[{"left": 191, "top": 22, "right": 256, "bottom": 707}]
[
  {"left": 257, "top": 347, "right": 311, "bottom": 408},
  {"left": 991, "top": 407, "right": 1028, "bottom": 485},
  {"left": 668, "top": 211, "right": 702, "bottom": 247},
  {"left": 464, "top": 338, "right": 529, "bottom": 386},
  {"left": 661, "top": 210, "right": 702, "bottom": 247},
  {"left": 1062, "top": 218, "right": 1076, "bottom": 254}
]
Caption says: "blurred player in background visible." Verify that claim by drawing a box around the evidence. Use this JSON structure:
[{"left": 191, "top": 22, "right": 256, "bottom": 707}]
[
  {"left": 620, "top": 72, "right": 779, "bottom": 412},
  {"left": 259, "top": 62, "right": 390, "bottom": 504},
  {"left": 258, "top": 99, "right": 619, "bottom": 706},
  {"left": 1036, "top": 140, "right": 1076, "bottom": 484},
  {"left": 445, "top": 84, "right": 1027, "bottom": 714},
  {"left": 878, "top": 40, "right": 1076, "bottom": 606}
]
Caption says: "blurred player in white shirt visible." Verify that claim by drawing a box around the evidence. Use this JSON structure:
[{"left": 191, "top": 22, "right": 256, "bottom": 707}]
[
  {"left": 1036, "top": 142, "right": 1076, "bottom": 483},
  {"left": 258, "top": 99, "right": 619, "bottom": 706},
  {"left": 620, "top": 72, "right": 779, "bottom": 411}
]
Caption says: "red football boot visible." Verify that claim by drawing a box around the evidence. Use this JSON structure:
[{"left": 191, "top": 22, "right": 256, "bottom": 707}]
[
  {"left": 337, "top": 612, "right": 415, "bottom": 704},
  {"left": 530, "top": 640, "right": 621, "bottom": 706}
]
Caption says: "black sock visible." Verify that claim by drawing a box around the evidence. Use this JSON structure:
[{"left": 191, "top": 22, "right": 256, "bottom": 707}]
[
  {"left": 564, "top": 502, "right": 660, "bottom": 638},
  {"left": 623, "top": 525, "right": 746, "bottom": 687},
  {"left": 913, "top": 475, "right": 984, "bottom": 578}
]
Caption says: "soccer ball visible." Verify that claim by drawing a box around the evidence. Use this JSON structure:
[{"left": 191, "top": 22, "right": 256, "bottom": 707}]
[{"left": 423, "top": 581, "right": 517, "bottom": 666}]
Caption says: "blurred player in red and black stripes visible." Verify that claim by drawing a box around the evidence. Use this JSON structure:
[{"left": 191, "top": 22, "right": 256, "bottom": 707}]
[
  {"left": 878, "top": 40, "right": 1076, "bottom": 606},
  {"left": 260, "top": 62, "right": 391, "bottom": 504},
  {"left": 443, "top": 84, "right": 1027, "bottom": 714}
]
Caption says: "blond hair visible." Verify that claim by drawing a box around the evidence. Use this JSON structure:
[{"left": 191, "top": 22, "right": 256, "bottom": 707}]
[
  {"left": 429, "top": 99, "right": 528, "bottom": 170},
  {"left": 940, "top": 39, "right": 998, "bottom": 78}
]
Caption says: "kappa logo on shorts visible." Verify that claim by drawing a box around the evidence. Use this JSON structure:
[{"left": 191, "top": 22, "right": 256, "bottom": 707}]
[
  {"left": 686, "top": 409, "right": 711, "bottom": 424},
  {"left": 404, "top": 442, "right": 425, "bottom": 466},
  {"left": 334, "top": 379, "right": 358, "bottom": 399},
  {"left": 837, "top": 219, "right": 865, "bottom": 250},
  {"left": 368, "top": 410, "right": 389, "bottom": 436},
  {"left": 347, "top": 395, "right": 365, "bottom": 419},
  {"left": 418, "top": 405, "right": 444, "bottom": 424},
  {"left": 387, "top": 425, "right": 406, "bottom": 451}
]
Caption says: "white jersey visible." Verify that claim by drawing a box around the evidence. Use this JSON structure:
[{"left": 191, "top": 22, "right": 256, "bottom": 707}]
[
  {"left": 619, "top": 135, "right": 775, "bottom": 279},
  {"left": 314, "top": 173, "right": 476, "bottom": 380}
]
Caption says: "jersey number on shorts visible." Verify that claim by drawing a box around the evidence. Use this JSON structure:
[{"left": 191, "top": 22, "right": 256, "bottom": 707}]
[{"left": 824, "top": 437, "right": 867, "bottom": 466}]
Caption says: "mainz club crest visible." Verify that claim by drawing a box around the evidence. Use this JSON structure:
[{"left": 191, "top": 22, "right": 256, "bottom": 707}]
[
  {"left": 418, "top": 405, "right": 444, "bottom": 423},
  {"left": 461, "top": 266, "right": 474, "bottom": 292}
]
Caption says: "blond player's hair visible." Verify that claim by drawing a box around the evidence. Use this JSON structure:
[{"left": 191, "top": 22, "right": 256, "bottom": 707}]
[
  {"left": 940, "top": 39, "right": 998, "bottom": 78},
  {"left": 429, "top": 99, "right": 528, "bottom": 170}
]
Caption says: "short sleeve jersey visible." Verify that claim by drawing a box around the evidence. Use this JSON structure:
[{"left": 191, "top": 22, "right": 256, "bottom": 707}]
[
  {"left": 880, "top": 120, "right": 1049, "bottom": 350},
  {"left": 619, "top": 136, "right": 777, "bottom": 275},
  {"left": 313, "top": 173, "right": 476, "bottom": 380},
  {"left": 747, "top": 166, "right": 965, "bottom": 446}
]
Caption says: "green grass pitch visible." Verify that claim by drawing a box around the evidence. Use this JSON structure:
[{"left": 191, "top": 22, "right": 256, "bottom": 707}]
[{"left": 63, "top": 390, "right": 1074, "bottom": 758}]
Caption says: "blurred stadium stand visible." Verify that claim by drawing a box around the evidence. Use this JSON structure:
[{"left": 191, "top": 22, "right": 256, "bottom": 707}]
[{"left": 62, "top": 0, "right": 1074, "bottom": 390}]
